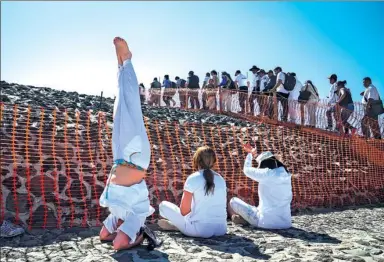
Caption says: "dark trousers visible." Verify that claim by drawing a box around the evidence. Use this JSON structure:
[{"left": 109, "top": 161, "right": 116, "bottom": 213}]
[
  {"left": 202, "top": 89, "right": 208, "bottom": 109},
  {"left": 276, "top": 92, "right": 289, "bottom": 121},
  {"left": 238, "top": 86, "right": 248, "bottom": 113},
  {"left": 188, "top": 88, "right": 200, "bottom": 109},
  {"left": 362, "top": 112, "right": 381, "bottom": 139}
]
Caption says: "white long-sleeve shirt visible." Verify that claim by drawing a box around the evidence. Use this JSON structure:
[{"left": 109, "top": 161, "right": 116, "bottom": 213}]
[
  {"left": 328, "top": 83, "right": 339, "bottom": 105},
  {"left": 243, "top": 153, "right": 292, "bottom": 229}
]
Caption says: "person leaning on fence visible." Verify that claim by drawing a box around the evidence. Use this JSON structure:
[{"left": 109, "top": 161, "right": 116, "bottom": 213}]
[
  {"left": 361, "top": 77, "right": 383, "bottom": 139},
  {"left": 335, "top": 80, "right": 357, "bottom": 136},
  {"left": 229, "top": 145, "right": 292, "bottom": 229},
  {"left": 256, "top": 69, "right": 269, "bottom": 117},
  {"left": 158, "top": 146, "right": 227, "bottom": 238},
  {"left": 326, "top": 74, "right": 340, "bottom": 131},
  {"left": 98, "top": 37, "right": 161, "bottom": 251},
  {"left": 299, "top": 80, "right": 320, "bottom": 128},
  {"left": 220, "top": 72, "right": 236, "bottom": 112}
]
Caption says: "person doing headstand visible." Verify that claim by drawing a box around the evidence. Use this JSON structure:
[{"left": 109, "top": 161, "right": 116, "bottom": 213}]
[
  {"left": 98, "top": 37, "right": 157, "bottom": 250},
  {"left": 158, "top": 146, "right": 227, "bottom": 238},
  {"left": 229, "top": 145, "right": 292, "bottom": 229}
]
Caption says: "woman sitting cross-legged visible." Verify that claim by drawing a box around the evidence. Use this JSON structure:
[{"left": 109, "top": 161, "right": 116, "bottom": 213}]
[
  {"left": 158, "top": 146, "right": 227, "bottom": 238},
  {"left": 229, "top": 144, "right": 292, "bottom": 229}
]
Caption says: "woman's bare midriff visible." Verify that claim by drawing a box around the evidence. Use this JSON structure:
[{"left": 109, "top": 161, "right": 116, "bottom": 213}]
[{"left": 110, "top": 165, "right": 146, "bottom": 187}]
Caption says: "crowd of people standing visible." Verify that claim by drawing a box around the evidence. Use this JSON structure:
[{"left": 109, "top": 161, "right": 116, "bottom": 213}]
[{"left": 141, "top": 66, "right": 383, "bottom": 139}]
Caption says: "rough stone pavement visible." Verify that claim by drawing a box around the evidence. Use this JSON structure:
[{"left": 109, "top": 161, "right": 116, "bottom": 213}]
[{"left": 1, "top": 206, "right": 384, "bottom": 262}]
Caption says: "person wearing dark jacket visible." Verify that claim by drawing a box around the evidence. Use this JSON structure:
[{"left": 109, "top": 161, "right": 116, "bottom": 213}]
[
  {"left": 187, "top": 71, "right": 200, "bottom": 109},
  {"left": 335, "top": 80, "right": 356, "bottom": 136},
  {"left": 263, "top": 70, "right": 276, "bottom": 119}
]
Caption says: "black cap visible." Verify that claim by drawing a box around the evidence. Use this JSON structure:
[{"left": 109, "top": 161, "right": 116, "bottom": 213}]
[
  {"left": 235, "top": 70, "right": 241, "bottom": 74},
  {"left": 274, "top": 66, "right": 282, "bottom": 71},
  {"left": 188, "top": 71, "right": 194, "bottom": 75},
  {"left": 363, "top": 77, "right": 372, "bottom": 82},
  {"left": 328, "top": 74, "right": 337, "bottom": 81},
  {"left": 257, "top": 69, "right": 266, "bottom": 74},
  {"left": 249, "top": 65, "right": 259, "bottom": 71}
]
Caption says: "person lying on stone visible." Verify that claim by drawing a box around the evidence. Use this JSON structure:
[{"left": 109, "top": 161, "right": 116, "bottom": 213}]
[
  {"left": 157, "top": 146, "right": 227, "bottom": 238},
  {"left": 98, "top": 37, "right": 160, "bottom": 251},
  {"left": 229, "top": 145, "right": 292, "bottom": 229}
]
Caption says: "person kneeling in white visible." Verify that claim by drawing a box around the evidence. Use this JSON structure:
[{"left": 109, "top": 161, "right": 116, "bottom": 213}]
[
  {"left": 158, "top": 146, "right": 227, "bottom": 237},
  {"left": 229, "top": 145, "right": 292, "bottom": 229}
]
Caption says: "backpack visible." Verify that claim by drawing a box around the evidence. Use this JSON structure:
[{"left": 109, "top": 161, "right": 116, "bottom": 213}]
[
  {"left": 180, "top": 79, "right": 186, "bottom": 88},
  {"left": 284, "top": 73, "right": 296, "bottom": 91},
  {"left": 171, "top": 81, "right": 177, "bottom": 88}
]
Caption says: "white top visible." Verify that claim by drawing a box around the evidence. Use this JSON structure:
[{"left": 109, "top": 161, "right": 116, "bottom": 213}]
[
  {"left": 289, "top": 77, "right": 302, "bottom": 100},
  {"left": 328, "top": 82, "right": 339, "bottom": 105},
  {"left": 184, "top": 170, "right": 227, "bottom": 223},
  {"left": 276, "top": 72, "right": 289, "bottom": 94},
  {"left": 203, "top": 76, "right": 210, "bottom": 85},
  {"left": 243, "top": 153, "right": 292, "bottom": 229},
  {"left": 259, "top": 75, "right": 269, "bottom": 92},
  {"left": 362, "top": 84, "right": 380, "bottom": 104},
  {"left": 251, "top": 73, "right": 259, "bottom": 89},
  {"left": 235, "top": 73, "right": 248, "bottom": 87}
]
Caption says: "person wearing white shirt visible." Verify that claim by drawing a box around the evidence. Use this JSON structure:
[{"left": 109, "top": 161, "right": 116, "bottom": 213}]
[
  {"left": 158, "top": 146, "right": 227, "bottom": 238},
  {"left": 229, "top": 145, "right": 292, "bottom": 229},
  {"left": 270, "top": 67, "right": 290, "bottom": 122},
  {"left": 248, "top": 65, "right": 260, "bottom": 115},
  {"left": 235, "top": 70, "right": 249, "bottom": 113},
  {"left": 326, "top": 74, "right": 340, "bottom": 131},
  {"left": 361, "top": 77, "right": 382, "bottom": 139}
]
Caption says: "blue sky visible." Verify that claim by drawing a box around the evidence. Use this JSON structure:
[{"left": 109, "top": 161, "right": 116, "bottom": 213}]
[{"left": 1, "top": 1, "right": 383, "bottom": 100}]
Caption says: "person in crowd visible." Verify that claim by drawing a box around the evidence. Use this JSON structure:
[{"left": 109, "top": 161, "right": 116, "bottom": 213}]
[
  {"left": 99, "top": 37, "right": 161, "bottom": 251},
  {"left": 299, "top": 80, "right": 320, "bottom": 128},
  {"left": 287, "top": 72, "right": 302, "bottom": 124},
  {"left": 162, "top": 75, "right": 175, "bottom": 107},
  {"left": 209, "top": 70, "right": 220, "bottom": 110},
  {"left": 229, "top": 144, "right": 292, "bottom": 229},
  {"left": 139, "top": 83, "right": 146, "bottom": 104},
  {"left": 361, "top": 77, "right": 383, "bottom": 139},
  {"left": 206, "top": 78, "right": 217, "bottom": 110},
  {"left": 235, "top": 70, "right": 249, "bottom": 113},
  {"left": 257, "top": 69, "right": 269, "bottom": 116},
  {"left": 220, "top": 72, "right": 236, "bottom": 112},
  {"left": 263, "top": 70, "right": 277, "bottom": 119},
  {"left": 326, "top": 74, "right": 340, "bottom": 131},
  {"left": 150, "top": 77, "right": 161, "bottom": 106},
  {"left": 187, "top": 71, "right": 200, "bottom": 109},
  {"left": 248, "top": 65, "right": 260, "bottom": 116},
  {"left": 158, "top": 146, "right": 227, "bottom": 238},
  {"left": 202, "top": 72, "right": 211, "bottom": 109},
  {"left": 176, "top": 76, "right": 187, "bottom": 108},
  {"left": 335, "top": 80, "right": 356, "bottom": 136},
  {"left": 270, "top": 67, "right": 290, "bottom": 122}
]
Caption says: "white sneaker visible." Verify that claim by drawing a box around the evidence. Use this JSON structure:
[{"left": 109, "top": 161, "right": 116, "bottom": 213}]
[{"left": 0, "top": 220, "right": 25, "bottom": 238}]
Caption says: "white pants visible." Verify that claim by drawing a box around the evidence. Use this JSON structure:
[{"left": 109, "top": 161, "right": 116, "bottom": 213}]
[
  {"left": 230, "top": 197, "right": 259, "bottom": 227},
  {"left": 100, "top": 181, "right": 154, "bottom": 244},
  {"left": 159, "top": 201, "right": 227, "bottom": 238}
]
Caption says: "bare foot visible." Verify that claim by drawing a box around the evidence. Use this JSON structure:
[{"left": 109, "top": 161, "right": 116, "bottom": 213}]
[
  {"left": 113, "top": 37, "right": 132, "bottom": 66},
  {"left": 231, "top": 215, "right": 248, "bottom": 226},
  {"left": 158, "top": 219, "right": 178, "bottom": 231}
]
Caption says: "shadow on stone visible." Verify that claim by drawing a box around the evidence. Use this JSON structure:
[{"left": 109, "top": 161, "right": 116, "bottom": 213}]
[
  {"left": 111, "top": 248, "right": 170, "bottom": 262},
  {"left": 191, "top": 233, "right": 271, "bottom": 260},
  {"left": 260, "top": 226, "right": 342, "bottom": 244}
]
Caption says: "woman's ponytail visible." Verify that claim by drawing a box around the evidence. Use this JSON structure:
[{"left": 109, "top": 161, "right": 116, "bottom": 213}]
[{"left": 203, "top": 168, "right": 215, "bottom": 196}]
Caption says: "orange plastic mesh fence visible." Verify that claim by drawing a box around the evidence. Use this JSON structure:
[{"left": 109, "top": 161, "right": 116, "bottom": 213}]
[{"left": 1, "top": 101, "right": 384, "bottom": 229}]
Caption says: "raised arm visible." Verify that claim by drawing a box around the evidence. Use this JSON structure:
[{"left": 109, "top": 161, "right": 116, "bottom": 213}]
[{"left": 243, "top": 153, "right": 269, "bottom": 182}]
